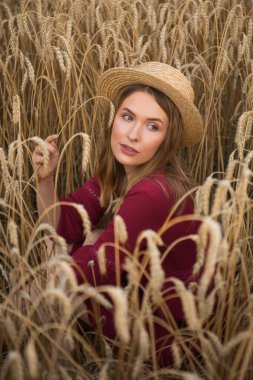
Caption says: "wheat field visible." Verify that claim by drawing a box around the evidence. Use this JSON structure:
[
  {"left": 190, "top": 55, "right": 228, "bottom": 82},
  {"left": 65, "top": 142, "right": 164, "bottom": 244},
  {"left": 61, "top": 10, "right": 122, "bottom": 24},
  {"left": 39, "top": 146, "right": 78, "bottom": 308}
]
[{"left": 0, "top": 0, "right": 253, "bottom": 379}]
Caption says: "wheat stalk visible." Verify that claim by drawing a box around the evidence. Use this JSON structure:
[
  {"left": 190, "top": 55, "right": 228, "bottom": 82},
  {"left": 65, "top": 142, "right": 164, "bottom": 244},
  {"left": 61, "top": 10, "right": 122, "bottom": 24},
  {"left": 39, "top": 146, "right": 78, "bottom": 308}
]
[
  {"left": 62, "top": 330, "right": 75, "bottom": 353},
  {"left": 8, "top": 219, "right": 19, "bottom": 248},
  {"left": 225, "top": 159, "right": 240, "bottom": 181},
  {"left": 134, "top": 318, "right": 150, "bottom": 361},
  {"left": 114, "top": 215, "right": 128, "bottom": 244},
  {"left": 98, "top": 362, "right": 109, "bottom": 380},
  {"left": 0, "top": 262, "right": 9, "bottom": 284},
  {"left": 102, "top": 286, "right": 130, "bottom": 344},
  {"left": 247, "top": 17, "right": 253, "bottom": 41},
  {"left": 12, "top": 95, "right": 20, "bottom": 125},
  {"left": 58, "top": 365, "right": 73, "bottom": 380},
  {"left": 53, "top": 46, "right": 67, "bottom": 73},
  {"left": 20, "top": 71, "right": 28, "bottom": 93},
  {"left": 211, "top": 179, "right": 234, "bottom": 217},
  {"left": 195, "top": 176, "right": 218, "bottom": 216},
  {"left": 41, "top": 17, "right": 53, "bottom": 56},
  {"left": 123, "top": 257, "right": 139, "bottom": 290},
  {"left": 81, "top": 133, "right": 91, "bottom": 173},
  {"left": 70, "top": 203, "right": 91, "bottom": 236},
  {"left": 198, "top": 217, "right": 221, "bottom": 302},
  {"left": 35, "top": 223, "right": 68, "bottom": 254},
  {"left": 171, "top": 342, "right": 183, "bottom": 369},
  {"left": 24, "top": 338, "right": 39, "bottom": 379},
  {"left": 171, "top": 278, "right": 201, "bottom": 330},
  {"left": 137, "top": 230, "right": 165, "bottom": 303},
  {"left": 0, "top": 317, "right": 17, "bottom": 347},
  {"left": 74, "top": 283, "right": 112, "bottom": 309},
  {"left": 8, "top": 17, "right": 18, "bottom": 56},
  {"left": 0, "top": 147, "right": 11, "bottom": 190},
  {"left": 235, "top": 111, "right": 253, "bottom": 160},
  {"left": 25, "top": 56, "right": 35, "bottom": 85},
  {"left": 1, "top": 351, "right": 24, "bottom": 380},
  {"left": 62, "top": 51, "right": 72, "bottom": 81},
  {"left": 97, "top": 244, "right": 107, "bottom": 275},
  {"left": 222, "top": 331, "right": 252, "bottom": 355},
  {"left": 43, "top": 288, "right": 72, "bottom": 321},
  {"left": 16, "top": 133, "right": 24, "bottom": 181},
  {"left": 48, "top": 258, "right": 77, "bottom": 291},
  {"left": 1, "top": 2, "right": 12, "bottom": 18}
]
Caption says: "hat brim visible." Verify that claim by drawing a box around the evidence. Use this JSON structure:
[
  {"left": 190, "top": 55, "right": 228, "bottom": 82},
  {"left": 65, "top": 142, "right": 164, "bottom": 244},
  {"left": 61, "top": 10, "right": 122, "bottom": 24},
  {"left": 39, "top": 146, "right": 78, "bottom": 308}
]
[{"left": 97, "top": 67, "right": 203, "bottom": 147}]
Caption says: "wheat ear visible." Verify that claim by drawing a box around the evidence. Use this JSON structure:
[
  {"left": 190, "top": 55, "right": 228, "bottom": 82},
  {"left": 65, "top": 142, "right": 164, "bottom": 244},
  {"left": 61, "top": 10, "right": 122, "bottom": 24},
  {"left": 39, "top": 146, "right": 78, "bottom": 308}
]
[
  {"left": 8, "top": 219, "right": 19, "bottom": 248},
  {"left": 24, "top": 338, "right": 39, "bottom": 379},
  {"left": 12, "top": 95, "right": 20, "bottom": 124},
  {"left": 28, "top": 136, "right": 50, "bottom": 167},
  {"left": 235, "top": 111, "right": 253, "bottom": 160},
  {"left": 74, "top": 284, "right": 112, "bottom": 309},
  {"left": 97, "top": 244, "right": 106, "bottom": 275},
  {"left": 198, "top": 217, "right": 221, "bottom": 300},
  {"left": 0, "top": 147, "right": 11, "bottom": 190},
  {"left": 102, "top": 286, "right": 130, "bottom": 344},
  {"left": 70, "top": 203, "right": 91, "bottom": 236},
  {"left": 1, "top": 351, "right": 24, "bottom": 380},
  {"left": 171, "top": 277, "right": 201, "bottom": 330},
  {"left": 114, "top": 215, "right": 128, "bottom": 244},
  {"left": 36, "top": 223, "right": 68, "bottom": 254},
  {"left": 81, "top": 133, "right": 91, "bottom": 173},
  {"left": 137, "top": 230, "right": 165, "bottom": 303},
  {"left": 43, "top": 288, "right": 72, "bottom": 321}
]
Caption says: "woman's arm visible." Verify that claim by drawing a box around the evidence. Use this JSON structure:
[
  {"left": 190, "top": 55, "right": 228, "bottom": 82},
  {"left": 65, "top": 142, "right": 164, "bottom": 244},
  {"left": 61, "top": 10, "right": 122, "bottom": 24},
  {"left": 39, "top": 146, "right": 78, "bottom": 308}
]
[
  {"left": 56, "top": 177, "right": 105, "bottom": 244},
  {"left": 37, "top": 176, "right": 60, "bottom": 230},
  {"left": 82, "top": 229, "right": 105, "bottom": 246},
  {"left": 32, "top": 134, "right": 60, "bottom": 229}
]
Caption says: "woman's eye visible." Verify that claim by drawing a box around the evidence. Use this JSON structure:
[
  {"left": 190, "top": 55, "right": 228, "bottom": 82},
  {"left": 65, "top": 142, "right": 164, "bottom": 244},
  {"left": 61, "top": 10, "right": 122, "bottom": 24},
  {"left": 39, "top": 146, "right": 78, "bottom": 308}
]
[
  {"left": 147, "top": 124, "right": 158, "bottom": 131},
  {"left": 122, "top": 114, "right": 133, "bottom": 121}
]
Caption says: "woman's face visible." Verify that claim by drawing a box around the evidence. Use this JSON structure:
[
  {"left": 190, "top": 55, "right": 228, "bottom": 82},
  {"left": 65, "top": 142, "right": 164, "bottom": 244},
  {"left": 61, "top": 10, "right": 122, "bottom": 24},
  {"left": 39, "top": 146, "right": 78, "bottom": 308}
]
[{"left": 111, "top": 91, "right": 169, "bottom": 176}]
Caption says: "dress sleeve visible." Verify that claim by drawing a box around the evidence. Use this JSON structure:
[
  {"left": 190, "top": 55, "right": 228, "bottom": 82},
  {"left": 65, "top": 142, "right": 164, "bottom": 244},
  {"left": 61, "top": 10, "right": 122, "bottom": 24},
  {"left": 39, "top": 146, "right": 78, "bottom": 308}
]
[
  {"left": 56, "top": 177, "right": 105, "bottom": 244},
  {"left": 70, "top": 178, "right": 173, "bottom": 286}
]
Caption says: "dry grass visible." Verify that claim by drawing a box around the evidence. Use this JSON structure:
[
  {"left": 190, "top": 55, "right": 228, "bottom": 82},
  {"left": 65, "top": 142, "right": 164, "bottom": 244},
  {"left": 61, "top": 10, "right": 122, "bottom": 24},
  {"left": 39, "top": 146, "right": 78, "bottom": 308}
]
[{"left": 0, "top": 0, "right": 253, "bottom": 379}]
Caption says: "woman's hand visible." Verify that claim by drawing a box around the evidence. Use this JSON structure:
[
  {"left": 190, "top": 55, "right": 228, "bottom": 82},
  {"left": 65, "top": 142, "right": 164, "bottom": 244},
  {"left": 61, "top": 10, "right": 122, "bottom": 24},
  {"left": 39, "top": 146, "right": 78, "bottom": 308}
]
[
  {"left": 32, "top": 134, "right": 60, "bottom": 180},
  {"left": 83, "top": 229, "right": 105, "bottom": 246}
]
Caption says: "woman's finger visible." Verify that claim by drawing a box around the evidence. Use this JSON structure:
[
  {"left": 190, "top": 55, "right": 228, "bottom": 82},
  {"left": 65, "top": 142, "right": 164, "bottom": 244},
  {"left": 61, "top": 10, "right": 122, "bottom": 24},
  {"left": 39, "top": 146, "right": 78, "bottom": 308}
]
[
  {"left": 34, "top": 146, "right": 43, "bottom": 155},
  {"left": 46, "top": 134, "right": 59, "bottom": 143},
  {"left": 44, "top": 141, "right": 58, "bottom": 155},
  {"left": 33, "top": 156, "right": 44, "bottom": 165}
]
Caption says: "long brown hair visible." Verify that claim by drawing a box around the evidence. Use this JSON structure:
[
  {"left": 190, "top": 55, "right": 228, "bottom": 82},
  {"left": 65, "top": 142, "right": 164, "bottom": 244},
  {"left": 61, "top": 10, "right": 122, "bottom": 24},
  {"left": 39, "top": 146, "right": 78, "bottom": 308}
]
[{"left": 95, "top": 84, "right": 195, "bottom": 212}]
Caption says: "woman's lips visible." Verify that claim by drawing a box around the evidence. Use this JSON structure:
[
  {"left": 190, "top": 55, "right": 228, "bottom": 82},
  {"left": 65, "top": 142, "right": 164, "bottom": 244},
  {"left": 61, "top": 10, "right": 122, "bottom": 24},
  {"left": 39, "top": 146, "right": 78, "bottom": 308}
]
[{"left": 120, "top": 144, "right": 139, "bottom": 156}]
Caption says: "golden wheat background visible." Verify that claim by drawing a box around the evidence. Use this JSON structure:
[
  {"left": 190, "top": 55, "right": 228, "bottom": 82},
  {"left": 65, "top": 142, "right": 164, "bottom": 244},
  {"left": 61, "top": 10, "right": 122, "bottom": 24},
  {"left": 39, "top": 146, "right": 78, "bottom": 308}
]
[{"left": 0, "top": 0, "right": 253, "bottom": 379}]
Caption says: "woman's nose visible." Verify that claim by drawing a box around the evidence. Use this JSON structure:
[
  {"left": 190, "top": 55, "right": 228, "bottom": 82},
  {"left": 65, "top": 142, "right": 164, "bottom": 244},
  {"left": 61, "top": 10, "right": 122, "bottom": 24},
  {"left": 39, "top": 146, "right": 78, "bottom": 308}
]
[{"left": 127, "top": 124, "right": 141, "bottom": 142}]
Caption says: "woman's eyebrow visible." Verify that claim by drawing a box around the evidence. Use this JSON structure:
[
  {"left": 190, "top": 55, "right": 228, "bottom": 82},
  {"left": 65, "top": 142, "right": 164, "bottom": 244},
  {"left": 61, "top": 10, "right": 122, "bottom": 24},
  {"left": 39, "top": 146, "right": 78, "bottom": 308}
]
[
  {"left": 121, "top": 107, "right": 164, "bottom": 125},
  {"left": 121, "top": 107, "right": 134, "bottom": 115}
]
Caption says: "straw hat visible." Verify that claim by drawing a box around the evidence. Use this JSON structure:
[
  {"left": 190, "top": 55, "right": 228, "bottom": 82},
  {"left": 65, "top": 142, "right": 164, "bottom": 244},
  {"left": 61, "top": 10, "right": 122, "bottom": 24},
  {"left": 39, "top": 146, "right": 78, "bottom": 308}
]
[{"left": 97, "top": 61, "right": 203, "bottom": 147}]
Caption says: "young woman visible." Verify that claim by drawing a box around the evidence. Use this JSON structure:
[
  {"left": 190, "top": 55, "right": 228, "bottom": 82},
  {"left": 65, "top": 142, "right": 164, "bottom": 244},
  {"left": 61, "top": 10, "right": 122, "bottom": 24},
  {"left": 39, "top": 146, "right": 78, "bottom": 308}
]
[{"left": 32, "top": 62, "right": 203, "bottom": 365}]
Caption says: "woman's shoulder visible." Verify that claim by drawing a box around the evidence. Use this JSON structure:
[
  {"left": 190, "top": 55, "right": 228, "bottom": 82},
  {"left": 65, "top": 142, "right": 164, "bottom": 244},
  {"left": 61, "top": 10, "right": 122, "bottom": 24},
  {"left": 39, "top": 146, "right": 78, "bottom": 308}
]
[
  {"left": 128, "top": 170, "right": 194, "bottom": 214},
  {"left": 129, "top": 170, "right": 173, "bottom": 199}
]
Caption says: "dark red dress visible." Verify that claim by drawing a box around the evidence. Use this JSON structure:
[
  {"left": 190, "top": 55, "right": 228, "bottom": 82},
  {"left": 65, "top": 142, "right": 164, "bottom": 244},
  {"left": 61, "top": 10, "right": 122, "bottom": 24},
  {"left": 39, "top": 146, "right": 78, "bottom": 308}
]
[{"left": 57, "top": 170, "right": 200, "bottom": 365}]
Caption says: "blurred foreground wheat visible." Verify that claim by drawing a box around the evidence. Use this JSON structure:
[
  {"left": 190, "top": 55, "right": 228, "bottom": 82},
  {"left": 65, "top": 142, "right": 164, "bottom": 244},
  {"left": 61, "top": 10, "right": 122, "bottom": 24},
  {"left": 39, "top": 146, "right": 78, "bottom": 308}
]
[{"left": 0, "top": 0, "right": 253, "bottom": 379}]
